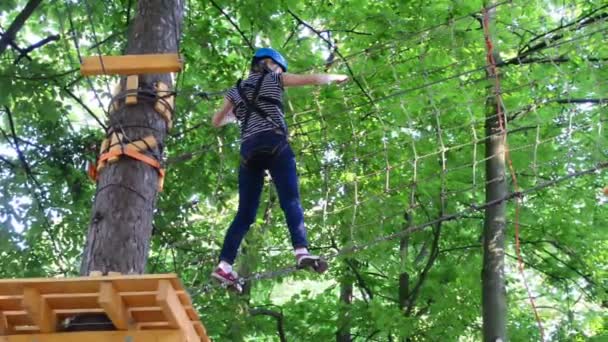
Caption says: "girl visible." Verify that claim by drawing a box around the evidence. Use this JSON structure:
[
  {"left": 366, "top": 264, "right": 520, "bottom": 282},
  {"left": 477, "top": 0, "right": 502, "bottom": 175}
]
[{"left": 211, "top": 48, "right": 349, "bottom": 291}]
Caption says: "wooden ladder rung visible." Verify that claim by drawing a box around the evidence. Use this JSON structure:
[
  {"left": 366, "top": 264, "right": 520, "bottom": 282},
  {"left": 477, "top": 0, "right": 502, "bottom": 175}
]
[{"left": 80, "top": 54, "right": 183, "bottom": 76}]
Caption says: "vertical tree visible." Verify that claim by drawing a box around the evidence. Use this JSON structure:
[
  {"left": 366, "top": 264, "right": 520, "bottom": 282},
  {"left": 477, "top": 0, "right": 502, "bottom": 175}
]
[
  {"left": 336, "top": 274, "right": 353, "bottom": 342},
  {"left": 80, "top": 0, "right": 184, "bottom": 275},
  {"left": 481, "top": 3, "right": 507, "bottom": 341}
]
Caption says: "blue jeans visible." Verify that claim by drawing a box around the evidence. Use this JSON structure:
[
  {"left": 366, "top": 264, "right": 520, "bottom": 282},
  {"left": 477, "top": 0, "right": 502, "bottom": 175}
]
[{"left": 219, "top": 130, "right": 308, "bottom": 264}]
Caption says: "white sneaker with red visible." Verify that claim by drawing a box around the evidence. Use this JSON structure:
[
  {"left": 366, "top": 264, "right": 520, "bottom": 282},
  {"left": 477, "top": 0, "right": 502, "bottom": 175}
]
[
  {"left": 296, "top": 253, "right": 328, "bottom": 273},
  {"left": 211, "top": 267, "right": 243, "bottom": 293}
]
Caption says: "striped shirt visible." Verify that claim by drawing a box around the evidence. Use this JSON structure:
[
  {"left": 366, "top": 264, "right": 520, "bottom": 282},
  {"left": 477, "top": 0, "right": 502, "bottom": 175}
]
[{"left": 226, "top": 72, "right": 287, "bottom": 140}]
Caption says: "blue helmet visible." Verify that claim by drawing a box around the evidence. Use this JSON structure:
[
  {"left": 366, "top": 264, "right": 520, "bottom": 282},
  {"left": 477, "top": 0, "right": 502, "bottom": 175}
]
[{"left": 253, "top": 48, "right": 288, "bottom": 72}]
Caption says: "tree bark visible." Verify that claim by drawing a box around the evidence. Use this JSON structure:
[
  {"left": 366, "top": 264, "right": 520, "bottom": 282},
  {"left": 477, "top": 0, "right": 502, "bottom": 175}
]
[
  {"left": 481, "top": 4, "right": 508, "bottom": 341},
  {"left": 336, "top": 277, "right": 353, "bottom": 342},
  {"left": 250, "top": 308, "right": 287, "bottom": 342},
  {"left": 399, "top": 209, "right": 412, "bottom": 312},
  {"left": 80, "top": 0, "right": 184, "bottom": 275},
  {"left": 0, "top": 0, "right": 43, "bottom": 56}
]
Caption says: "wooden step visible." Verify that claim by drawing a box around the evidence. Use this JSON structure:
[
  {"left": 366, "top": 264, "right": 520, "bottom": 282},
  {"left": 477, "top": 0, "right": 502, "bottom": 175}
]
[{"left": 80, "top": 54, "right": 183, "bottom": 76}]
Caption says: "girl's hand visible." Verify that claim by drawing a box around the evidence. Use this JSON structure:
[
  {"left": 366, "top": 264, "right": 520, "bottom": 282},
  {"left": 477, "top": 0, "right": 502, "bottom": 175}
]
[{"left": 331, "top": 74, "right": 349, "bottom": 84}]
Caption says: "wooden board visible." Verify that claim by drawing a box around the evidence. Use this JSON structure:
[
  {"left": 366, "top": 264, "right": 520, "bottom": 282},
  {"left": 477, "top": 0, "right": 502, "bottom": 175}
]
[
  {"left": 0, "top": 329, "right": 185, "bottom": 342},
  {"left": 0, "top": 274, "right": 208, "bottom": 342},
  {"left": 80, "top": 54, "right": 182, "bottom": 76}
]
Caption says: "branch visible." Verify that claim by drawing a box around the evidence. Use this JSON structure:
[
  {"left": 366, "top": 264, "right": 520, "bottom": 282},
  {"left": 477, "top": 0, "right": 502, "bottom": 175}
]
[
  {"left": 60, "top": 86, "right": 107, "bottom": 130},
  {"left": 517, "top": 5, "right": 608, "bottom": 57},
  {"left": 3, "top": 106, "right": 69, "bottom": 274},
  {"left": 14, "top": 34, "right": 61, "bottom": 64},
  {"left": 533, "top": 245, "right": 597, "bottom": 287},
  {"left": 504, "top": 253, "right": 595, "bottom": 301},
  {"left": 555, "top": 98, "right": 607, "bottom": 104},
  {"left": 249, "top": 308, "right": 287, "bottom": 342},
  {"left": 165, "top": 143, "right": 215, "bottom": 164},
  {"left": 500, "top": 56, "right": 608, "bottom": 67},
  {"left": 0, "top": 68, "right": 78, "bottom": 81},
  {"left": 208, "top": 0, "right": 254, "bottom": 51},
  {"left": 0, "top": 0, "right": 44, "bottom": 55},
  {"left": 0, "top": 155, "right": 16, "bottom": 169},
  {"left": 4, "top": 106, "right": 40, "bottom": 187},
  {"left": 90, "top": 31, "right": 125, "bottom": 52},
  {"left": 282, "top": 24, "right": 300, "bottom": 48},
  {"left": 0, "top": 37, "right": 32, "bottom": 62},
  {"left": 344, "top": 258, "right": 373, "bottom": 302},
  {"left": 286, "top": 9, "right": 377, "bottom": 119},
  {"left": 405, "top": 217, "right": 441, "bottom": 315},
  {"left": 320, "top": 28, "right": 372, "bottom": 36}
]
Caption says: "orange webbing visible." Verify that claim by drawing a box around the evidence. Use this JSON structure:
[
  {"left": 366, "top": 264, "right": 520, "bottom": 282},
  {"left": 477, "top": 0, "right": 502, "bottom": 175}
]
[{"left": 96, "top": 146, "right": 165, "bottom": 192}]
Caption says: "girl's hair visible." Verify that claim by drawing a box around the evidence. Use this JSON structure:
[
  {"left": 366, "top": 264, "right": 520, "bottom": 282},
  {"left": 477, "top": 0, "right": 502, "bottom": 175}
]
[{"left": 250, "top": 58, "right": 271, "bottom": 73}]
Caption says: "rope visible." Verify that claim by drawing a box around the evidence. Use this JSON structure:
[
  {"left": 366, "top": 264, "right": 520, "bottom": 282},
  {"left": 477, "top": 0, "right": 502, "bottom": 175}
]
[
  {"left": 64, "top": 1, "right": 110, "bottom": 119},
  {"left": 81, "top": 0, "right": 114, "bottom": 100},
  {"left": 187, "top": 161, "right": 607, "bottom": 297}
]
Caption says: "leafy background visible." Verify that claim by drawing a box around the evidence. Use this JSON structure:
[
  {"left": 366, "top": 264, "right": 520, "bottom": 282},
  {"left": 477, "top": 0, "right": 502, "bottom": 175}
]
[{"left": 0, "top": 0, "right": 606, "bottom": 341}]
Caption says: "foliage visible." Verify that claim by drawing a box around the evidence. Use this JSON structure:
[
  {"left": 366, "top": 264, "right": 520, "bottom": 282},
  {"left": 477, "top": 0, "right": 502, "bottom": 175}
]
[{"left": 0, "top": 0, "right": 606, "bottom": 340}]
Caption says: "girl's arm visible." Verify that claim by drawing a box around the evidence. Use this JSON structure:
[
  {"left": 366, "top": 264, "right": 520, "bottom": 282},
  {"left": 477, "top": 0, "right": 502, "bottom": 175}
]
[
  {"left": 282, "top": 73, "right": 349, "bottom": 87},
  {"left": 211, "top": 98, "right": 236, "bottom": 127}
]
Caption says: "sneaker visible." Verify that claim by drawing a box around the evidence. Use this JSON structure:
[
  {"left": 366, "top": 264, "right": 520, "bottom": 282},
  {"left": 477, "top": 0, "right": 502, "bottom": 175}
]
[
  {"left": 211, "top": 267, "right": 243, "bottom": 293},
  {"left": 296, "top": 253, "right": 329, "bottom": 273}
]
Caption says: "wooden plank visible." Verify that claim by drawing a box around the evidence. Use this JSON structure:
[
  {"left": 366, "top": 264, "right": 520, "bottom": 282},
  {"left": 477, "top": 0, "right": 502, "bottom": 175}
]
[
  {"left": 7, "top": 326, "right": 37, "bottom": 333},
  {"left": 130, "top": 307, "right": 165, "bottom": 322},
  {"left": 107, "top": 132, "right": 123, "bottom": 163},
  {"left": 154, "top": 82, "right": 174, "bottom": 129},
  {"left": 0, "top": 296, "right": 22, "bottom": 311},
  {"left": 80, "top": 54, "right": 182, "bottom": 76},
  {"left": 0, "top": 274, "right": 182, "bottom": 296},
  {"left": 129, "top": 135, "right": 158, "bottom": 152},
  {"left": 0, "top": 329, "right": 186, "bottom": 342},
  {"left": 3, "top": 311, "right": 30, "bottom": 326},
  {"left": 98, "top": 282, "right": 132, "bottom": 330},
  {"left": 45, "top": 293, "right": 98, "bottom": 310},
  {"left": 10, "top": 291, "right": 189, "bottom": 311},
  {"left": 192, "top": 321, "right": 207, "bottom": 341},
  {"left": 155, "top": 281, "right": 199, "bottom": 342},
  {"left": 185, "top": 307, "right": 197, "bottom": 321},
  {"left": 21, "top": 288, "right": 55, "bottom": 333},
  {"left": 0, "top": 311, "right": 12, "bottom": 335},
  {"left": 122, "top": 291, "right": 157, "bottom": 307},
  {"left": 126, "top": 75, "right": 139, "bottom": 105},
  {"left": 137, "top": 322, "right": 170, "bottom": 329},
  {"left": 6, "top": 308, "right": 110, "bottom": 327}
]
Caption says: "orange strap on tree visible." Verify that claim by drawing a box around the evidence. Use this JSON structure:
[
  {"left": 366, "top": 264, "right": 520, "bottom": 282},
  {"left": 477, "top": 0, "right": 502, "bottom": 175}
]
[
  {"left": 87, "top": 160, "right": 98, "bottom": 181},
  {"left": 89, "top": 140, "right": 165, "bottom": 191}
]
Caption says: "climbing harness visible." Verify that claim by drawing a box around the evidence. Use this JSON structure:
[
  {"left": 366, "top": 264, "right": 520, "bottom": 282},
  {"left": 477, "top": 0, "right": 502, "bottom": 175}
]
[{"left": 235, "top": 72, "right": 287, "bottom": 136}]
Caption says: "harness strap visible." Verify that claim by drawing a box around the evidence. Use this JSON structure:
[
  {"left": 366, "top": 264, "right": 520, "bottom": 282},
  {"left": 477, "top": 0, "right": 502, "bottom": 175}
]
[
  {"left": 236, "top": 73, "right": 286, "bottom": 134},
  {"left": 237, "top": 73, "right": 267, "bottom": 130}
]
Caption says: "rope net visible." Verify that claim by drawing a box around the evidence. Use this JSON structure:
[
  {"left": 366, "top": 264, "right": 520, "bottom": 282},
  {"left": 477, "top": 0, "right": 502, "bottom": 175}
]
[{"left": 138, "top": 5, "right": 608, "bottom": 276}]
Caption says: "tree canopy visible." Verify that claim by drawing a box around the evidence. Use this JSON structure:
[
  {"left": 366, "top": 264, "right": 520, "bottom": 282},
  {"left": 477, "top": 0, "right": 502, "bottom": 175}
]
[{"left": 0, "top": 0, "right": 606, "bottom": 340}]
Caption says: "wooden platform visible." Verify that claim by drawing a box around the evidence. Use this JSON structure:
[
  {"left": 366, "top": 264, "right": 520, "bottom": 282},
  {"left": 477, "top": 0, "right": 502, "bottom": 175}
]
[{"left": 0, "top": 273, "right": 209, "bottom": 342}]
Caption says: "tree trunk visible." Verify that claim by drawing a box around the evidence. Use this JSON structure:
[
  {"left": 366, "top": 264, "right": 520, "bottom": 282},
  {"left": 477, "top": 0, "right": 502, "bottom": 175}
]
[
  {"left": 336, "top": 276, "right": 353, "bottom": 342},
  {"left": 481, "top": 3, "right": 507, "bottom": 341},
  {"left": 80, "top": 0, "right": 184, "bottom": 275},
  {"left": 399, "top": 210, "right": 411, "bottom": 312}
]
